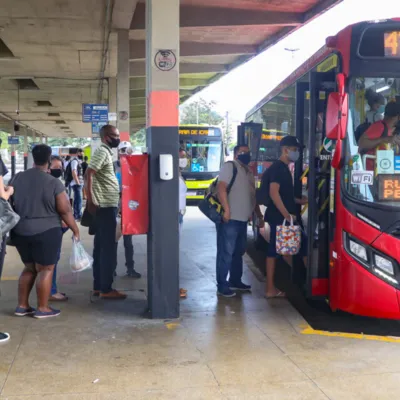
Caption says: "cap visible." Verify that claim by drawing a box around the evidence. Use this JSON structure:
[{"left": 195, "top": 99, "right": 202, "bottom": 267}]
[
  {"left": 280, "top": 135, "right": 302, "bottom": 148},
  {"left": 118, "top": 141, "right": 132, "bottom": 151}
]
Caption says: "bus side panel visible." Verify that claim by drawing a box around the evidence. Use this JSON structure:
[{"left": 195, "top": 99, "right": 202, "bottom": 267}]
[{"left": 329, "top": 173, "right": 400, "bottom": 319}]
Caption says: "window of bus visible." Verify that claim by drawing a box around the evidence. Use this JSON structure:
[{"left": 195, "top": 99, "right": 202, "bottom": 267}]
[
  {"left": 345, "top": 77, "right": 400, "bottom": 206},
  {"left": 180, "top": 140, "right": 222, "bottom": 173}
]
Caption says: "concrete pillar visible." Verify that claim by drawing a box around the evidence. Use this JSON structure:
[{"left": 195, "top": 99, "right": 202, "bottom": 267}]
[
  {"left": 117, "top": 31, "right": 130, "bottom": 143},
  {"left": 146, "top": 0, "right": 180, "bottom": 318},
  {"left": 23, "top": 130, "right": 28, "bottom": 170}
]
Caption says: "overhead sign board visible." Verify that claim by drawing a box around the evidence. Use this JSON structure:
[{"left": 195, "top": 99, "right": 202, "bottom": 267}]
[
  {"left": 82, "top": 104, "right": 109, "bottom": 123},
  {"left": 91, "top": 122, "right": 107, "bottom": 134},
  {"left": 8, "top": 136, "right": 19, "bottom": 145}
]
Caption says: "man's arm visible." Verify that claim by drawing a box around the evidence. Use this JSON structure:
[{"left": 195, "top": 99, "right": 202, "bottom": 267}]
[
  {"left": 359, "top": 132, "right": 393, "bottom": 151},
  {"left": 270, "top": 183, "right": 292, "bottom": 221},
  {"left": 217, "top": 181, "right": 230, "bottom": 222},
  {"left": 71, "top": 160, "right": 80, "bottom": 185},
  {"left": 56, "top": 192, "right": 79, "bottom": 240}
]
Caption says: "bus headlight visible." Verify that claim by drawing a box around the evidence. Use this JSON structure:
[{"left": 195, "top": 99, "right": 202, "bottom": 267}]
[
  {"left": 349, "top": 240, "right": 368, "bottom": 262},
  {"left": 374, "top": 254, "right": 394, "bottom": 275}
]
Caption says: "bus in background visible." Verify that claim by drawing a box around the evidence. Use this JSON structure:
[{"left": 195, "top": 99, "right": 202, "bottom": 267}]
[
  {"left": 179, "top": 125, "right": 225, "bottom": 201},
  {"left": 241, "top": 19, "right": 400, "bottom": 320}
]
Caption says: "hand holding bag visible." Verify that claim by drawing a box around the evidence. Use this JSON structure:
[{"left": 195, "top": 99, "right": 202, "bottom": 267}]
[{"left": 276, "top": 216, "right": 301, "bottom": 256}]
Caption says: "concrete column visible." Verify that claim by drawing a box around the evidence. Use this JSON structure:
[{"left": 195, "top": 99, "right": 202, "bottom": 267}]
[
  {"left": 146, "top": 0, "right": 180, "bottom": 318},
  {"left": 23, "top": 130, "right": 28, "bottom": 170},
  {"left": 117, "top": 30, "right": 130, "bottom": 143}
]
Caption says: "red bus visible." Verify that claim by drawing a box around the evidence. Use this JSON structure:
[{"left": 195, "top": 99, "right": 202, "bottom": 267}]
[{"left": 241, "top": 19, "right": 400, "bottom": 319}]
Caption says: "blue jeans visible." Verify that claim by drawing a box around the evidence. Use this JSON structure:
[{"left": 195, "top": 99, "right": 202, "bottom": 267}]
[
  {"left": 115, "top": 235, "right": 135, "bottom": 273},
  {"left": 51, "top": 227, "right": 69, "bottom": 296},
  {"left": 216, "top": 220, "right": 247, "bottom": 291},
  {"left": 72, "top": 185, "right": 82, "bottom": 219},
  {"left": 93, "top": 207, "right": 117, "bottom": 293}
]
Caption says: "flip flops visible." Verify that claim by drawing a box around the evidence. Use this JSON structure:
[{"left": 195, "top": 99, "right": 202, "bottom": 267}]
[
  {"left": 49, "top": 293, "right": 69, "bottom": 302},
  {"left": 265, "top": 291, "right": 286, "bottom": 299}
]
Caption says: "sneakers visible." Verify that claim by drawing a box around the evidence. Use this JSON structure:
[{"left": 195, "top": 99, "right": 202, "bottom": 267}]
[
  {"left": 217, "top": 287, "right": 236, "bottom": 298},
  {"left": 14, "top": 306, "right": 36, "bottom": 317},
  {"left": 33, "top": 308, "right": 61, "bottom": 319},
  {"left": 0, "top": 332, "right": 10, "bottom": 343},
  {"left": 126, "top": 270, "right": 141, "bottom": 279},
  {"left": 229, "top": 282, "right": 252, "bottom": 291},
  {"left": 100, "top": 290, "right": 127, "bottom": 300}
]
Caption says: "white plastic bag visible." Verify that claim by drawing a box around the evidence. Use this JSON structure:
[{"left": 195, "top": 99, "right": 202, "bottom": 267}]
[
  {"left": 69, "top": 238, "right": 93, "bottom": 273},
  {"left": 115, "top": 216, "right": 122, "bottom": 242}
]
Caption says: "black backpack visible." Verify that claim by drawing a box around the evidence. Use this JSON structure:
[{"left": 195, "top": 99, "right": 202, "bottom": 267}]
[
  {"left": 256, "top": 168, "right": 271, "bottom": 206},
  {"left": 65, "top": 158, "right": 82, "bottom": 187},
  {"left": 355, "top": 119, "right": 388, "bottom": 144}
]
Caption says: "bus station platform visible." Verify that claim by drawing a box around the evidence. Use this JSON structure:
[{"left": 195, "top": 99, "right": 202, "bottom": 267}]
[{"left": 1, "top": 208, "right": 400, "bottom": 399}]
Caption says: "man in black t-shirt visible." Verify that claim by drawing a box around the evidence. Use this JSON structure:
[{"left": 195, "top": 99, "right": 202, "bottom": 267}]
[{"left": 263, "top": 136, "right": 308, "bottom": 299}]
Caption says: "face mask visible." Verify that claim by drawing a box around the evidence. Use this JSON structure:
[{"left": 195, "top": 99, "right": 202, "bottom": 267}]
[
  {"left": 78, "top": 155, "right": 83, "bottom": 160},
  {"left": 179, "top": 158, "right": 188, "bottom": 169},
  {"left": 377, "top": 105, "right": 385, "bottom": 114},
  {"left": 288, "top": 150, "right": 300, "bottom": 162},
  {"left": 50, "top": 169, "right": 62, "bottom": 179},
  {"left": 107, "top": 137, "right": 120, "bottom": 148},
  {"left": 237, "top": 152, "right": 251, "bottom": 165}
]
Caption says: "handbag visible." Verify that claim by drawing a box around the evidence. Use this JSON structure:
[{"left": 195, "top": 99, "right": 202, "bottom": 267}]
[
  {"left": 0, "top": 198, "right": 20, "bottom": 237},
  {"left": 276, "top": 216, "right": 301, "bottom": 256},
  {"left": 198, "top": 161, "right": 237, "bottom": 224}
]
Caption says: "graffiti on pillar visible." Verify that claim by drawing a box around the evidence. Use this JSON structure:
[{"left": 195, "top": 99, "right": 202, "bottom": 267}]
[{"left": 154, "top": 50, "right": 177, "bottom": 72}]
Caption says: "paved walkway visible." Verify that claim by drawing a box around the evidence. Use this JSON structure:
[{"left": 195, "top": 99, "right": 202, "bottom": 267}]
[{"left": 1, "top": 208, "right": 400, "bottom": 399}]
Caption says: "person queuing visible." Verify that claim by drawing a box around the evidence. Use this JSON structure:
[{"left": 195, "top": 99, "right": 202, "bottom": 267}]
[
  {"left": 85, "top": 125, "right": 127, "bottom": 300},
  {"left": 10, "top": 144, "right": 79, "bottom": 319},
  {"left": 216, "top": 145, "right": 264, "bottom": 298},
  {"left": 262, "top": 136, "right": 308, "bottom": 299},
  {"left": 178, "top": 147, "right": 188, "bottom": 299},
  {"left": 81, "top": 155, "right": 89, "bottom": 200},
  {"left": 48, "top": 156, "right": 70, "bottom": 302},
  {"left": 113, "top": 141, "right": 141, "bottom": 279},
  {"left": 67, "top": 148, "right": 83, "bottom": 220}
]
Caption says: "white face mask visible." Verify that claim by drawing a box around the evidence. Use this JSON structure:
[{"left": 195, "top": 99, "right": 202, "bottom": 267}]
[{"left": 179, "top": 158, "right": 188, "bottom": 169}]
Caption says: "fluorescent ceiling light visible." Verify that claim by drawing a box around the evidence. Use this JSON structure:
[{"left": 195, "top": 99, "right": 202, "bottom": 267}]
[{"left": 377, "top": 85, "right": 390, "bottom": 93}]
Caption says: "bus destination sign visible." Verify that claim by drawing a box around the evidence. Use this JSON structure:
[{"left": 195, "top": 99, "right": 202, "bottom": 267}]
[
  {"left": 384, "top": 31, "right": 400, "bottom": 57},
  {"left": 179, "top": 128, "right": 221, "bottom": 137},
  {"left": 378, "top": 174, "right": 400, "bottom": 201}
]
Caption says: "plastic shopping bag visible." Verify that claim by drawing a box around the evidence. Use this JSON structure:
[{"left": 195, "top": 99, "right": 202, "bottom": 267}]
[
  {"left": 69, "top": 237, "right": 93, "bottom": 273},
  {"left": 115, "top": 216, "right": 122, "bottom": 242},
  {"left": 276, "top": 216, "right": 301, "bottom": 256}
]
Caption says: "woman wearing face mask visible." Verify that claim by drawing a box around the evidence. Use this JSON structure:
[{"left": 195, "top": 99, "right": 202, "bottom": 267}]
[
  {"left": 365, "top": 89, "right": 386, "bottom": 124},
  {"left": 263, "top": 136, "right": 308, "bottom": 299},
  {"left": 48, "top": 156, "right": 70, "bottom": 302},
  {"left": 178, "top": 148, "right": 188, "bottom": 298}
]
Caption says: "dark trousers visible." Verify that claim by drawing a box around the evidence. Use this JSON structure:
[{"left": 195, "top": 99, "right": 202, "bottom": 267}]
[
  {"left": 93, "top": 207, "right": 117, "bottom": 293},
  {"left": 115, "top": 235, "right": 134, "bottom": 273},
  {"left": 72, "top": 185, "right": 82, "bottom": 219},
  {"left": 216, "top": 220, "right": 247, "bottom": 291}
]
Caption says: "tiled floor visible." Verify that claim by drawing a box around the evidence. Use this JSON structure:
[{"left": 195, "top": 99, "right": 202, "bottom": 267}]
[{"left": 1, "top": 208, "right": 400, "bottom": 399}]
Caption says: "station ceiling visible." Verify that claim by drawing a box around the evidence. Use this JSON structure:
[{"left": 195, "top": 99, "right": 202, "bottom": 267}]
[{"left": 0, "top": 0, "right": 341, "bottom": 138}]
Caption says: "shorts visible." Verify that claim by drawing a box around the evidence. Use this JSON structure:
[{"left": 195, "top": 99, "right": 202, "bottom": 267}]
[
  {"left": 12, "top": 227, "right": 63, "bottom": 266},
  {"left": 267, "top": 223, "right": 308, "bottom": 258}
]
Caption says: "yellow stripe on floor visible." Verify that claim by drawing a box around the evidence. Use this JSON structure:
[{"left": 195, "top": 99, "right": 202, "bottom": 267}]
[
  {"left": 1, "top": 276, "right": 18, "bottom": 281},
  {"left": 301, "top": 325, "right": 400, "bottom": 343}
]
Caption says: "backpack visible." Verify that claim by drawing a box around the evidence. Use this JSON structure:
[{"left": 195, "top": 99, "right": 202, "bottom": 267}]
[
  {"left": 65, "top": 158, "right": 81, "bottom": 187},
  {"left": 355, "top": 119, "right": 388, "bottom": 144},
  {"left": 198, "top": 161, "right": 238, "bottom": 223},
  {"left": 256, "top": 168, "right": 270, "bottom": 206}
]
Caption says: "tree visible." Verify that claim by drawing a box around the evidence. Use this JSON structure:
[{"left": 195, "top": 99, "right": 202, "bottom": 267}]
[
  {"left": 130, "top": 128, "right": 146, "bottom": 148},
  {"left": 180, "top": 98, "right": 224, "bottom": 126}
]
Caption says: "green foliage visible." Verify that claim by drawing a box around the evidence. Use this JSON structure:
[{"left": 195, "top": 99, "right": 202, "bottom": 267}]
[
  {"left": 180, "top": 99, "right": 224, "bottom": 126},
  {"left": 130, "top": 128, "right": 146, "bottom": 147}
]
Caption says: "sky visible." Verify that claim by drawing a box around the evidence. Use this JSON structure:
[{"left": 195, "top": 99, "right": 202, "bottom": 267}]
[{"left": 184, "top": 0, "right": 400, "bottom": 123}]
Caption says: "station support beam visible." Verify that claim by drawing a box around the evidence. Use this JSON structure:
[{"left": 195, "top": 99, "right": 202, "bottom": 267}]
[
  {"left": 146, "top": 0, "right": 180, "bottom": 319},
  {"left": 117, "top": 31, "right": 130, "bottom": 143},
  {"left": 23, "top": 130, "right": 28, "bottom": 170}
]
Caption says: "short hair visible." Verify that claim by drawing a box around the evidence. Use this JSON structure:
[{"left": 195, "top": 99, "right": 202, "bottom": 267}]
[
  {"left": 100, "top": 124, "right": 116, "bottom": 139},
  {"left": 385, "top": 101, "right": 400, "bottom": 118},
  {"left": 32, "top": 144, "right": 52, "bottom": 166},
  {"left": 84, "top": 156, "right": 88, "bottom": 161},
  {"left": 77, "top": 148, "right": 83, "bottom": 153},
  {"left": 65, "top": 155, "right": 71, "bottom": 161},
  {"left": 69, "top": 147, "right": 78, "bottom": 155},
  {"left": 51, "top": 155, "right": 62, "bottom": 162}
]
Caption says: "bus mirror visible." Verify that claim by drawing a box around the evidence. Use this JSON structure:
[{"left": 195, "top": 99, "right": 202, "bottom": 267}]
[{"left": 326, "top": 92, "right": 348, "bottom": 140}]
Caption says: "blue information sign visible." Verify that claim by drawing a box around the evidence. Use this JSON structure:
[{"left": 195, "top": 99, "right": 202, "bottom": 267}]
[
  {"left": 8, "top": 136, "right": 19, "bottom": 145},
  {"left": 82, "top": 104, "right": 109, "bottom": 123},
  {"left": 91, "top": 122, "right": 107, "bottom": 134}
]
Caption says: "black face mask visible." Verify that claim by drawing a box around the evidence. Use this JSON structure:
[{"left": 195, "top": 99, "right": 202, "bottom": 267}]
[
  {"left": 237, "top": 152, "right": 251, "bottom": 165},
  {"left": 107, "top": 137, "right": 120, "bottom": 148},
  {"left": 50, "top": 169, "right": 62, "bottom": 179},
  {"left": 78, "top": 155, "right": 83, "bottom": 160}
]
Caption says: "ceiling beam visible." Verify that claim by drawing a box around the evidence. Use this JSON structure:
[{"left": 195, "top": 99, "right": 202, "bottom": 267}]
[
  {"left": 129, "top": 61, "right": 227, "bottom": 77},
  {"left": 130, "top": 41, "right": 255, "bottom": 60},
  {"left": 113, "top": 0, "right": 139, "bottom": 29},
  {"left": 130, "top": 77, "right": 209, "bottom": 90},
  {"left": 131, "top": 3, "right": 302, "bottom": 29}
]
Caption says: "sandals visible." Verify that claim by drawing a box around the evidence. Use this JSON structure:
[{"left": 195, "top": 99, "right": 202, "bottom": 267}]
[
  {"left": 265, "top": 291, "right": 286, "bottom": 299},
  {"left": 49, "top": 293, "right": 69, "bottom": 302}
]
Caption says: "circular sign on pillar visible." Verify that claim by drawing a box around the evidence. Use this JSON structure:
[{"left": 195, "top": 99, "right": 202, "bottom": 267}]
[
  {"left": 154, "top": 50, "right": 177, "bottom": 72},
  {"left": 119, "top": 111, "right": 128, "bottom": 121}
]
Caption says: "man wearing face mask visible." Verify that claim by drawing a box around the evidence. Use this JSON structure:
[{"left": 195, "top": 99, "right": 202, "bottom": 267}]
[
  {"left": 216, "top": 145, "right": 263, "bottom": 298},
  {"left": 85, "top": 125, "right": 126, "bottom": 299},
  {"left": 264, "top": 136, "right": 308, "bottom": 299}
]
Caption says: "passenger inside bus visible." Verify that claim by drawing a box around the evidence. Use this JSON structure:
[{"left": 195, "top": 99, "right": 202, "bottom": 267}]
[{"left": 365, "top": 88, "right": 386, "bottom": 124}]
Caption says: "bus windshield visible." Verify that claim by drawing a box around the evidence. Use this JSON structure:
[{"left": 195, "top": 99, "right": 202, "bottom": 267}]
[
  {"left": 345, "top": 76, "right": 400, "bottom": 207},
  {"left": 181, "top": 140, "right": 222, "bottom": 173}
]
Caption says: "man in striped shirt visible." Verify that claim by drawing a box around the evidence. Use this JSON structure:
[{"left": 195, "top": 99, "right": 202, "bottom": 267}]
[{"left": 85, "top": 125, "right": 126, "bottom": 300}]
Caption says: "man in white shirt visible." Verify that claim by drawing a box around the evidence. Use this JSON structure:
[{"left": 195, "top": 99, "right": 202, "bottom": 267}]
[{"left": 69, "top": 148, "right": 83, "bottom": 220}]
